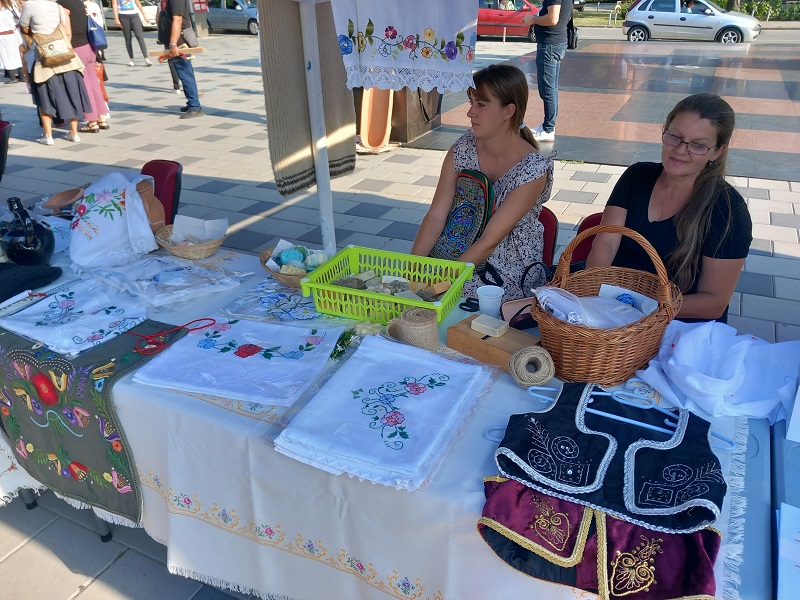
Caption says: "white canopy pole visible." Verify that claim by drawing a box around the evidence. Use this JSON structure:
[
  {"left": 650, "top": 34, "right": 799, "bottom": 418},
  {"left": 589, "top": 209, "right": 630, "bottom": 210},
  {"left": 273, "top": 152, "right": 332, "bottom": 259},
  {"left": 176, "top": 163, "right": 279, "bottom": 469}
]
[{"left": 298, "top": 1, "right": 337, "bottom": 252}]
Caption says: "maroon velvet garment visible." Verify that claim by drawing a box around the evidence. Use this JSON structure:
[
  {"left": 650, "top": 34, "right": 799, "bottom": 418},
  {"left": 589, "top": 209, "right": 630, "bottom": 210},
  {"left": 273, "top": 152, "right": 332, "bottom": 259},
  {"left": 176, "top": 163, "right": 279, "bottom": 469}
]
[{"left": 479, "top": 478, "right": 720, "bottom": 599}]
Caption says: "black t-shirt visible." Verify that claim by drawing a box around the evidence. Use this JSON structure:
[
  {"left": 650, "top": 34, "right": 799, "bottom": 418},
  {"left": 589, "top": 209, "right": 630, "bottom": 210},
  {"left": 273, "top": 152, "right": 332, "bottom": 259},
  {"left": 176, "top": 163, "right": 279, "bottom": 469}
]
[
  {"left": 158, "top": 0, "right": 191, "bottom": 46},
  {"left": 607, "top": 162, "right": 753, "bottom": 323},
  {"left": 533, "top": 0, "right": 572, "bottom": 45},
  {"left": 58, "top": 0, "right": 89, "bottom": 48}
]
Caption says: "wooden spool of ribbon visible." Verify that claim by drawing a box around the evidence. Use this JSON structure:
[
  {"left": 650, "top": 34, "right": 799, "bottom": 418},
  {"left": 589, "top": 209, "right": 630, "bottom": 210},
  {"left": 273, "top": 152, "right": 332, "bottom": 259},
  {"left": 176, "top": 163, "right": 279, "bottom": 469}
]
[{"left": 386, "top": 307, "right": 439, "bottom": 352}]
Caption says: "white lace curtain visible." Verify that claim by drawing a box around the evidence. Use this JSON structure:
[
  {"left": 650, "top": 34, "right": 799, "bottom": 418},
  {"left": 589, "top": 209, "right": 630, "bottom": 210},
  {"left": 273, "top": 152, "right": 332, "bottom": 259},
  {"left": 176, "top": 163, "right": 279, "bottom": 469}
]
[{"left": 330, "top": 0, "right": 477, "bottom": 92}]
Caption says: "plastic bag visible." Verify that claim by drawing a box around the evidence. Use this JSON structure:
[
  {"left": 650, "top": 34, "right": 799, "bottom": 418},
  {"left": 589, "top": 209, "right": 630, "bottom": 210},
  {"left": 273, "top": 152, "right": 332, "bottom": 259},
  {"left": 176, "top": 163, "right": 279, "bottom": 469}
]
[{"left": 534, "top": 286, "right": 645, "bottom": 329}]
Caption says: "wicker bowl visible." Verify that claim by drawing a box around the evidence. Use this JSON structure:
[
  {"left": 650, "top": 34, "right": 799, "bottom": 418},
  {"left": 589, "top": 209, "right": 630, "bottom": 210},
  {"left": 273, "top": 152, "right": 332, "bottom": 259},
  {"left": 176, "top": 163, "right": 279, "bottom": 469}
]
[
  {"left": 155, "top": 225, "right": 226, "bottom": 260},
  {"left": 530, "top": 225, "right": 682, "bottom": 386},
  {"left": 260, "top": 247, "right": 307, "bottom": 289}
]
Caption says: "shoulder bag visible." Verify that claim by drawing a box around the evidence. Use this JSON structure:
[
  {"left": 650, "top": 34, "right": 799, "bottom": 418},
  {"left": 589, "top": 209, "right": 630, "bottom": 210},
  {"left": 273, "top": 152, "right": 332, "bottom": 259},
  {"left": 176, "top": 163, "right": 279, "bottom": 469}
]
[
  {"left": 86, "top": 7, "right": 108, "bottom": 51},
  {"left": 428, "top": 169, "right": 496, "bottom": 272},
  {"left": 34, "top": 7, "right": 75, "bottom": 67},
  {"left": 567, "top": 18, "right": 579, "bottom": 50}
]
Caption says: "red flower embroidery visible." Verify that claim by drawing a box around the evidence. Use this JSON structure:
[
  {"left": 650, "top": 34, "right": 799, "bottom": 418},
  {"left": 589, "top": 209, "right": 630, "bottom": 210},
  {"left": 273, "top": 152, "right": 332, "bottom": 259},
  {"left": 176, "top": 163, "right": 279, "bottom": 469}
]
[
  {"left": 32, "top": 372, "right": 59, "bottom": 406},
  {"left": 380, "top": 410, "right": 405, "bottom": 427},
  {"left": 404, "top": 382, "right": 427, "bottom": 395},
  {"left": 1, "top": 407, "right": 9, "bottom": 416},
  {"left": 111, "top": 440, "right": 123, "bottom": 452},
  {"left": 76, "top": 204, "right": 87, "bottom": 216},
  {"left": 234, "top": 344, "right": 263, "bottom": 358}
]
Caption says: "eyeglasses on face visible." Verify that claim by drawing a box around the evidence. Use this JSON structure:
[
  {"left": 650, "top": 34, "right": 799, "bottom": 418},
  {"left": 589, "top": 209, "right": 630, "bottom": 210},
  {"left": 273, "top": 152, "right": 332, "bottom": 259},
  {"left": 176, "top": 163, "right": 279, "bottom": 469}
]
[{"left": 661, "top": 132, "right": 717, "bottom": 156}]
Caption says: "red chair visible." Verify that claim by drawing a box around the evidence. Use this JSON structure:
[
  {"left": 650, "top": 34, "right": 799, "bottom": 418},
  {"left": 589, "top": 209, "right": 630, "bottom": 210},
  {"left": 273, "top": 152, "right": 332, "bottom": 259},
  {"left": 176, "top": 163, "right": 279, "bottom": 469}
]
[
  {"left": 0, "top": 121, "right": 12, "bottom": 185},
  {"left": 537, "top": 206, "right": 559, "bottom": 268},
  {"left": 141, "top": 159, "right": 182, "bottom": 225},
  {"left": 571, "top": 212, "right": 603, "bottom": 263}
]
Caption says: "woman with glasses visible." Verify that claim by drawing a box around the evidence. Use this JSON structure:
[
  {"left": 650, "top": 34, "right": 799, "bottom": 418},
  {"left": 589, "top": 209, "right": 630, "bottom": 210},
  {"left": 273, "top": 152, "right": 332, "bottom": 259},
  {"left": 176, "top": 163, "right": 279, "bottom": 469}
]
[{"left": 586, "top": 93, "right": 752, "bottom": 323}]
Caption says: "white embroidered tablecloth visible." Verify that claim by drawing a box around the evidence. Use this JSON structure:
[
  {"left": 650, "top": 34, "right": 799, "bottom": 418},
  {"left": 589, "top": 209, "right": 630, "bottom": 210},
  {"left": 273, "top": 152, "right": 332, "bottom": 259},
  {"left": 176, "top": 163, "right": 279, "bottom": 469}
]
[
  {"left": 331, "top": 0, "right": 477, "bottom": 91},
  {"left": 133, "top": 319, "right": 345, "bottom": 407},
  {"left": 0, "top": 279, "right": 146, "bottom": 357},
  {"left": 274, "top": 335, "right": 491, "bottom": 490}
]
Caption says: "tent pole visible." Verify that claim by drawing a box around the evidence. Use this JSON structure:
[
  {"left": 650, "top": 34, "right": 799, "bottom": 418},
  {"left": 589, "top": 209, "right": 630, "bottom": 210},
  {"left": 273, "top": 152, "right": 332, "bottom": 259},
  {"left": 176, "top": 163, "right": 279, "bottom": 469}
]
[{"left": 298, "top": 1, "right": 337, "bottom": 252}]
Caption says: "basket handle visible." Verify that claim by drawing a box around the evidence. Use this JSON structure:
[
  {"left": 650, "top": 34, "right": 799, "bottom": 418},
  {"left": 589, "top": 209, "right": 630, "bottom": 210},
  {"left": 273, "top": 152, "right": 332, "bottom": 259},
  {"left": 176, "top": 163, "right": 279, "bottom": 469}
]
[{"left": 553, "top": 224, "right": 674, "bottom": 307}]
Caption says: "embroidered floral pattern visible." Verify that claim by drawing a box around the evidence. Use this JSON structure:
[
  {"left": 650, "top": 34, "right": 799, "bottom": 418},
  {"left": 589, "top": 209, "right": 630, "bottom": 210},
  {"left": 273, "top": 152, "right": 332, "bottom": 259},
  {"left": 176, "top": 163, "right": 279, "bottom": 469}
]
[
  {"left": 197, "top": 322, "right": 326, "bottom": 361},
  {"left": 339, "top": 20, "right": 474, "bottom": 66},
  {"left": 526, "top": 418, "right": 593, "bottom": 487},
  {"left": 71, "top": 186, "right": 126, "bottom": 239},
  {"left": 609, "top": 535, "right": 663, "bottom": 596},
  {"left": 139, "top": 469, "right": 443, "bottom": 600},
  {"left": 36, "top": 291, "right": 83, "bottom": 326},
  {"left": 528, "top": 493, "right": 571, "bottom": 552},
  {"left": 222, "top": 276, "right": 346, "bottom": 323},
  {"left": 638, "top": 463, "right": 724, "bottom": 508},
  {"left": 354, "top": 374, "right": 448, "bottom": 450}
]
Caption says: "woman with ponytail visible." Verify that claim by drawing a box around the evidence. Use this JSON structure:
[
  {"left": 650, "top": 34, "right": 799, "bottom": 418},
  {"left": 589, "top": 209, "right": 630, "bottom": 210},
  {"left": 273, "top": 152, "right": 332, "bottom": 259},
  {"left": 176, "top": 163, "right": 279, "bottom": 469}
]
[
  {"left": 586, "top": 93, "right": 752, "bottom": 323},
  {"left": 412, "top": 64, "right": 554, "bottom": 301}
]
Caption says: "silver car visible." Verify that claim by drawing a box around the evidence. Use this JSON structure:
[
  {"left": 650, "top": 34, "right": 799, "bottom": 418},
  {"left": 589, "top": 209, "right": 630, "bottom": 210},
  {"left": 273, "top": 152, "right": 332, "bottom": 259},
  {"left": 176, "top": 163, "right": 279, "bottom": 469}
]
[
  {"left": 206, "top": 0, "right": 259, "bottom": 35},
  {"left": 623, "top": 0, "right": 761, "bottom": 43}
]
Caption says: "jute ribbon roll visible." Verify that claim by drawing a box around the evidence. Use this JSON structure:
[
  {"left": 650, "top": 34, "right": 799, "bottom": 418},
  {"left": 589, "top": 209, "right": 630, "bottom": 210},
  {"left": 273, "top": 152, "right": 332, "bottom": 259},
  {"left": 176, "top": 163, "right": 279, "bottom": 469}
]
[
  {"left": 509, "top": 346, "right": 556, "bottom": 387},
  {"left": 387, "top": 307, "right": 439, "bottom": 352}
]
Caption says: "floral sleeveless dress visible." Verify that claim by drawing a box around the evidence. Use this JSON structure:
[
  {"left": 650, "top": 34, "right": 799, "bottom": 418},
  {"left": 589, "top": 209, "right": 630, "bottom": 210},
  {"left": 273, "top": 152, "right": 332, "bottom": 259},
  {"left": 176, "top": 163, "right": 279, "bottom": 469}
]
[{"left": 454, "top": 131, "right": 554, "bottom": 301}]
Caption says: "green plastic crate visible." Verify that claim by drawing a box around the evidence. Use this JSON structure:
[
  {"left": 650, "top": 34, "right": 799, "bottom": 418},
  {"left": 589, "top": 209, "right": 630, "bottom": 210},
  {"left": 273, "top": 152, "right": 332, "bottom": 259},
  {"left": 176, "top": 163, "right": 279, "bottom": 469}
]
[{"left": 300, "top": 246, "right": 475, "bottom": 325}]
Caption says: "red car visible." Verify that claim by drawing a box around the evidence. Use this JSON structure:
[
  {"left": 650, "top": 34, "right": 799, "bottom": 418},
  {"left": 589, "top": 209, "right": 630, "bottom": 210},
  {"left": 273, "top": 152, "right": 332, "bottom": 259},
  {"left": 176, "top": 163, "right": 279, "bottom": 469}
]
[{"left": 477, "top": 0, "right": 541, "bottom": 42}]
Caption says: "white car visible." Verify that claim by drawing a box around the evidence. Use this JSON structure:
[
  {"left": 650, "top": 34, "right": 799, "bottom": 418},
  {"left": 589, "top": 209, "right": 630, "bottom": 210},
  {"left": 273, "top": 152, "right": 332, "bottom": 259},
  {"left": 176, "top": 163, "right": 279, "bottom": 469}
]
[
  {"left": 623, "top": 0, "right": 761, "bottom": 43},
  {"left": 100, "top": 0, "right": 159, "bottom": 30}
]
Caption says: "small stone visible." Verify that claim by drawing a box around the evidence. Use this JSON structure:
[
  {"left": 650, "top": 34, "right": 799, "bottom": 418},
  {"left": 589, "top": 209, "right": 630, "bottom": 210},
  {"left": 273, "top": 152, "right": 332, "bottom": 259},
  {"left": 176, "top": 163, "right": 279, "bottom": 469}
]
[
  {"left": 382, "top": 275, "right": 408, "bottom": 284},
  {"left": 432, "top": 281, "right": 451, "bottom": 295},
  {"left": 333, "top": 277, "right": 366, "bottom": 290},
  {"left": 395, "top": 290, "right": 423, "bottom": 301},
  {"left": 353, "top": 269, "right": 377, "bottom": 282}
]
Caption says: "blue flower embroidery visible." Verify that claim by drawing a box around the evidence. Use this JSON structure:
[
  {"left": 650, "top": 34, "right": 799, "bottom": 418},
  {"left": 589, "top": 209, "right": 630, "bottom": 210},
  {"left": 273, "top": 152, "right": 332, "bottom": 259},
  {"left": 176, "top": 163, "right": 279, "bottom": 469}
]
[
  {"left": 283, "top": 350, "right": 305, "bottom": 360},
  {"left": 198, "top": 338, "right": 217, "bottom": 349},
  {"left": 339, "top": 34, "right": 353, "bottom": 55}
]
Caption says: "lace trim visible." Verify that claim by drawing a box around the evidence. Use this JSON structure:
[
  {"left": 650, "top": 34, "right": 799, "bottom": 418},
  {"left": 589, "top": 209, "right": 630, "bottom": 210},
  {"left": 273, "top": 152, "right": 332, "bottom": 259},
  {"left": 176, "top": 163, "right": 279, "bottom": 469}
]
[{"left": 345, "top": 65, "right": 474, "bottom": 92}]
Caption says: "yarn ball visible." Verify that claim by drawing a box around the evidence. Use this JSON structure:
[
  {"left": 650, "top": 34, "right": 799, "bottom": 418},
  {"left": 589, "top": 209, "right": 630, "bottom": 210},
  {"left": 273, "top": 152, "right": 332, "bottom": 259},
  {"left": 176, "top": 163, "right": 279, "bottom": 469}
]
[{"left": 280, "top": 248, "right": 305, "bottom": 265}]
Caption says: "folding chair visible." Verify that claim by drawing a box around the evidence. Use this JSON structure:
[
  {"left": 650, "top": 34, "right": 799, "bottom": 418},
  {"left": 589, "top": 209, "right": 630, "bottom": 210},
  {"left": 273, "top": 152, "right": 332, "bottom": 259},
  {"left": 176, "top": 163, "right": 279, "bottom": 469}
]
[
  {"left": 571, "top": 212, "right": 603, "bottom": 263},
  {"left": 537, "top": 205, "right": 559, "bottom": 268},
  {"left": 141, "top": 159, "right": 183, "bottom": 225},
  {"left": 0, "top": 121, "right": 12, "bottom": 185}
]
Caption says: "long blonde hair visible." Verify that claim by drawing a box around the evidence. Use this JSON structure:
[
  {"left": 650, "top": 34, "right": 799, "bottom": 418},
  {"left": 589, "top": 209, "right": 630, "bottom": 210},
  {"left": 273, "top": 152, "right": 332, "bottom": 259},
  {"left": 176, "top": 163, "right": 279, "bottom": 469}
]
[
  {"left": 665, "top": 93, "right": 735, "bottom": 292},
  {"left": 469, "top": 64, "right": 540, "bottom": 151}
]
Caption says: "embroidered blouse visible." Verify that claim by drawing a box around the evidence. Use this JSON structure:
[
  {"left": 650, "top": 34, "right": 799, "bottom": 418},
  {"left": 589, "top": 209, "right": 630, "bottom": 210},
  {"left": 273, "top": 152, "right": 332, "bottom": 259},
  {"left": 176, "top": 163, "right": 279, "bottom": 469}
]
[
  {"left": 454, "top": 130, "right": 554, "bottom": 302},
  {"left": 494, "top": 382, "right": 726, "bottom": 533}
]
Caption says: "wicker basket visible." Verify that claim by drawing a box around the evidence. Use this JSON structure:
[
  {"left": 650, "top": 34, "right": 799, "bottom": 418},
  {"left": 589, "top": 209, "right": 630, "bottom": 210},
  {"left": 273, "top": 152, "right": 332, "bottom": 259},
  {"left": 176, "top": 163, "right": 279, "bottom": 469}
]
[
  {"left": 155, "top": 225, "right": 226, "bottom": 260},
  {"left": 260, "top": 247, "right": 306, "bottom": 289},
  {"left": 530, "top": 225, "right": 682, "bottom": 386}
]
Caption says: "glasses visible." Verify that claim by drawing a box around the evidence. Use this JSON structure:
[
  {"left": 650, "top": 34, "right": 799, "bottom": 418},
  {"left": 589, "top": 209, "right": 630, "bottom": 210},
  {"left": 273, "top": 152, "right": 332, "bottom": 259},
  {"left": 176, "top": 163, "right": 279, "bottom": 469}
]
[{"left": 661, "top": 132, "right": 717, "bottom": 156}]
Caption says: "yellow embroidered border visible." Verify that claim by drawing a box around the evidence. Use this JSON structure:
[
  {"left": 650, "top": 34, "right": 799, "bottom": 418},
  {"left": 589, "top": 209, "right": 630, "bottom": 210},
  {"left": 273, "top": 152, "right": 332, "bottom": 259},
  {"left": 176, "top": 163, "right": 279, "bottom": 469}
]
[{"left": 139, "top": 469, "right": 445, "bottom": 600}]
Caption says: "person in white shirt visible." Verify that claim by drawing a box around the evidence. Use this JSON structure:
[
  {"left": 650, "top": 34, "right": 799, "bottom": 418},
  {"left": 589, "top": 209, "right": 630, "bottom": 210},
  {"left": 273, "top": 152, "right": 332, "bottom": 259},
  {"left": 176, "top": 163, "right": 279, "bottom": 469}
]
[{"left": 112, "top": 0, "right": 151, "bottom": 66}]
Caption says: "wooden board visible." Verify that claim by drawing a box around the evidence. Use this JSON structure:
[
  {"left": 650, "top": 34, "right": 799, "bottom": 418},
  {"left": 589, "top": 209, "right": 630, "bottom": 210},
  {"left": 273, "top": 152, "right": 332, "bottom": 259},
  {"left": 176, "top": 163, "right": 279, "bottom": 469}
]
[
  {"left": 446, "top": 314, "right": 540, "bottom": 374},
  {"left": 148, "top": 47, "right": 206, "bottom": 56}
]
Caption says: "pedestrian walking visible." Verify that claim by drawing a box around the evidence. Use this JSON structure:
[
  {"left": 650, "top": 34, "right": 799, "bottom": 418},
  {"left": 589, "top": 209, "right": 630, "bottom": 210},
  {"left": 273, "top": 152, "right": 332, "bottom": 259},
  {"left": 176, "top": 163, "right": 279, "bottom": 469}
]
[
  {"left": 0, "top": 0, "right": 24, "bottom": 83},
  {"left": 112, "top": 0, "right": 152, "bottom": 66},
  {"left": 58, "top": 0, "right": 110, "bottom": 132},
  {"left": 157, "top": 0, "right": 201, "bottom": 118},
  {"left": 522, "top": 0, "right": 572, "bottom": 142}
]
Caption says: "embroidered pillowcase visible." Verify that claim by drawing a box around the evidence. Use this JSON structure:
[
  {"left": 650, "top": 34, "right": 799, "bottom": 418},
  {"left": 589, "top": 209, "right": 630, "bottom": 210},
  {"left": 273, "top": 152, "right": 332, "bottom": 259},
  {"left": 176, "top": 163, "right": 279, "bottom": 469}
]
[{"left": 69, "top": 171, "right": 158, "bottom": 270}]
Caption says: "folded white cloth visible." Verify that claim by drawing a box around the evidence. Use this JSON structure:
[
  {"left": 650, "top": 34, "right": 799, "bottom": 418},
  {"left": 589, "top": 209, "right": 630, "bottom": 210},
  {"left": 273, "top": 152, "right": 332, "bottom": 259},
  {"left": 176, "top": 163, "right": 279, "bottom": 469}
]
[
  {"left": 0, "top": 279, "right": 146, "bottom": 356},
  {"left": 637, "top": 320, "right": 800, "bottom": 424},
  {"left": 133, "top": 319, "right": 346, "bottom": 407},
  {"left": 273, "top": 335, "right": 491, "bottom": 490},
  {"left": 91, "top": 255, "right": 247, "bottom": 307},
  {"left": 535, "top": 286, "right": 644, "bottom": 328}
]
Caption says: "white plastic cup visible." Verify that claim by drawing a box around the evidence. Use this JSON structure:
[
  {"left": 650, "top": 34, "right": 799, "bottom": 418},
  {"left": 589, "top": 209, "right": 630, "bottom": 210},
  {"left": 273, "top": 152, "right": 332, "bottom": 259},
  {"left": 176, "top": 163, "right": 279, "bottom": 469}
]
[{"left": 476, "top": 285, "right": 504, "bottom": 317}]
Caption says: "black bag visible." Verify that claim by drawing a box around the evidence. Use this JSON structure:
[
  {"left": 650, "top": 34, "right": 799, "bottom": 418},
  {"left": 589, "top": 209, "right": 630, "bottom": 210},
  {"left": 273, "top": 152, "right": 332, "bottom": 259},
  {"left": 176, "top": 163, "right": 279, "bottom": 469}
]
[{"left": 567, "top": 18, "right": 579, "bottom": 50}]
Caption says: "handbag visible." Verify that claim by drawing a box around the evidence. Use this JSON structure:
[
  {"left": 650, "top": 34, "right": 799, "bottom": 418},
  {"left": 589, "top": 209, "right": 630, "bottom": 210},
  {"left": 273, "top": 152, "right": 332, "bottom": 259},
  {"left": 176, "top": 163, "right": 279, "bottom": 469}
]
[
  {"left": 33, "top": 7, "right": 75, "bottom": 67},
  {"left": 87, "top": 13, "right": 108, "bottom": 51},
  {"left": 567, "top": 18, "right": 579, "bottom": 50},
  {"left": 181, "top": 26, "right": 199, "bottom": 48},
  {"left": 428, "top": 169, "right": 496, "bottom": 271}
]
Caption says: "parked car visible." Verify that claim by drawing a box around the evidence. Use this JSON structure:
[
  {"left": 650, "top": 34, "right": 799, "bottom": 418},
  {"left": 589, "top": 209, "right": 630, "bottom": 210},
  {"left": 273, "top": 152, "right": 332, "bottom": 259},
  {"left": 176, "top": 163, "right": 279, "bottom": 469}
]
[
  {"left": 100, "top": 0, "right": 158, "bottom": 30},
  {"left": 622, "top": 0, "right": 761, "bottom": 43},
  {"left": 477, "top": 0, "right": 540, "bottom": 42},
  {"left": 206, "top": 0, "right": 259, "bottom": 35},
  {"left": 574, "top": 0, "right": 586, "bottom": 11}
]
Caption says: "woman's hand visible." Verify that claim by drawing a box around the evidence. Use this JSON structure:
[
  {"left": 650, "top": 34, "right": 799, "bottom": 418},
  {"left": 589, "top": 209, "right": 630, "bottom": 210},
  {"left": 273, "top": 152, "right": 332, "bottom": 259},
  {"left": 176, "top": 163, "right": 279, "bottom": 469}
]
[{"left": 585, "top": 206, "right": 626, "bottom": 268}]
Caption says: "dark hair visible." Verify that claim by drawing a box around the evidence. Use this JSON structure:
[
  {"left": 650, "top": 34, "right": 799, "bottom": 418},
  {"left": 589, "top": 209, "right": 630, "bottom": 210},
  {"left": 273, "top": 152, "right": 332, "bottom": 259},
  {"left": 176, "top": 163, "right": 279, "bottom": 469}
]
[
  {"left": 469, "top": 64, "right": 539, "bottom": 150},
  {"left": 665, "top": 92, "right": 735, "bottom": 292}
]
